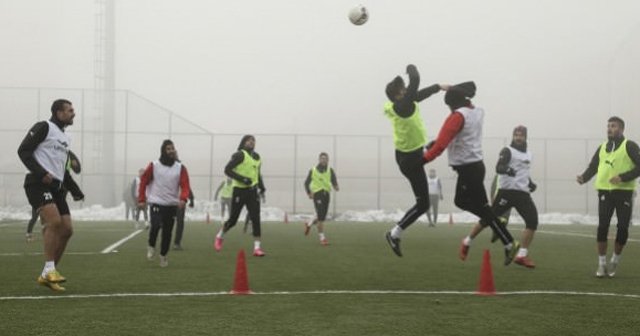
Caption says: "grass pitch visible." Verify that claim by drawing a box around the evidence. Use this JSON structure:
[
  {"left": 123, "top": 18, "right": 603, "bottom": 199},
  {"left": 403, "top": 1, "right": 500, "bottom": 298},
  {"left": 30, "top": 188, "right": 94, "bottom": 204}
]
[{"left": 1, "top": 219, "right": 639, "bottom": 336}]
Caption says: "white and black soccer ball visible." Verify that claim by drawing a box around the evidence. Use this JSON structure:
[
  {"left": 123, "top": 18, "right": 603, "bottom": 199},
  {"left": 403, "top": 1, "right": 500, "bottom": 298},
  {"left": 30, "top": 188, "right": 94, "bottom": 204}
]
[{"left": 348, "top": 5, "right": 369, "bottom": 26}]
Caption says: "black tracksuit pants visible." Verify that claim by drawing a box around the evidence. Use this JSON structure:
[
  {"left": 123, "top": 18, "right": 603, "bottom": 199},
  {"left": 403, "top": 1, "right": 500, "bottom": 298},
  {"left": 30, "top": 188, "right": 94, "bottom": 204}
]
[
  {"left": 395, "top": 149, "right": 430, "bottom": 230},
  {"left": 174, "top": 207, "right": 186, "bottom": 245},
  {"left": 148, "top": 204, "right": 177, "bottom": 256},
  {"left": 313, "top": 191, "right": 330, "bottom": 221},
  {"left": 597, "top": 189, "right": 633, "bottom": 244},
  {"left": 452, "top": 161, "right": 514, "bottom": 245},
  {"left": 224, "top": 187, "right": 261, "bottom": 237}
]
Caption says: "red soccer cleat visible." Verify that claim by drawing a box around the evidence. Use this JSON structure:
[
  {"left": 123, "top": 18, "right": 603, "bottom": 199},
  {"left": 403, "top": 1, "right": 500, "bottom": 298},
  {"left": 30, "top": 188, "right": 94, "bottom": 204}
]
[
  {"left": 514, "top": 256, "right": 536, "bottom": 268},
  {"left": 214, "top": 237, "right": 224, "bottom": 252},
  {"left": 253, "top": 248, "right": 266, "bottom": 257},
  {"left": 320, "top": 238, "right": 329, "bottom": 246}
]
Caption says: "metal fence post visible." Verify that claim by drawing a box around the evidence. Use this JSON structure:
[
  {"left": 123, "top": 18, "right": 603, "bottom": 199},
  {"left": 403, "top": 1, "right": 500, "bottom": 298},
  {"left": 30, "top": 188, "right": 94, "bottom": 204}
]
[
  {"left": 209, "top": 134, "right": 215, "bottom": 201},
  {"left": 292, "top": 134, "right": 298, "bottom": 214},
  {"left": 332, "top": 135, "right": 338, "bottom": 217},
  {"left": 377, "top": 136, "right": 381, "bottom": 210}
]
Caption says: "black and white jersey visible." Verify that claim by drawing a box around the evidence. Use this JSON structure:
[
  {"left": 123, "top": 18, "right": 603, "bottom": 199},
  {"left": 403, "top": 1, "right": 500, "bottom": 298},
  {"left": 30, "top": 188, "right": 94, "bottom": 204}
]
[
  {"left": 499, "top": 146, "right": 532, "bottom": 192},
  {"left": 18, "top": 120, "right": 70, "bottom": 181}
]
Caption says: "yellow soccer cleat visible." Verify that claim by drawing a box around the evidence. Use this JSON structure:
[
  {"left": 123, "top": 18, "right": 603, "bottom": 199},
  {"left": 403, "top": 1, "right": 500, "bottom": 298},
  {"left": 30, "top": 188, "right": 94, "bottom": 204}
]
[
  {"left": 37, "top": 276, "right": 66, "bottom": 292},
  {"left": 44, "top": 270, "right": 66, "bottom": 283}
]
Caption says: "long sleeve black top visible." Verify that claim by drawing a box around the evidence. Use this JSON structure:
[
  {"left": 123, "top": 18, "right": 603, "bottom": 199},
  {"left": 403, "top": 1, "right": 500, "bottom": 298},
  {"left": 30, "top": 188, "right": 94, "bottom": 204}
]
[{"left": 580, "top": 136, "right": 640, "bottom": 183}]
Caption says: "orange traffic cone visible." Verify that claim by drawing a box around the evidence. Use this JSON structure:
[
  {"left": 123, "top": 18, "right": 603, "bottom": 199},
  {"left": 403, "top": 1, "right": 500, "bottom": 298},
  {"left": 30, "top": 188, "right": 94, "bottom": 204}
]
[
  {"left": 284, "top": 212, "right": 289, "bottom": 224},
  {"left": 206, "top": 212, "right": 210, "bottom": 224},
  {"left": 449, "top": 213, "right": 453, "bottom": 226},
  {"left": 476, "top": 249, "right": 496, "bottom": 296},
  {"left": 230, "top": 249, "right": 252, "bottom": 295}
]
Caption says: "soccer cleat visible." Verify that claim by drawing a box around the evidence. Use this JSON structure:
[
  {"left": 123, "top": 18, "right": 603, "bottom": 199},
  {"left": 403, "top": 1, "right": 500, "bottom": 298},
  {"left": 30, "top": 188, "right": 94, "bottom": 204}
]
[
  {"left": 173, "top": 244, "right": 183, "bottom": 251},
  {"left": 320, "top": 238, "right": 329, "bottom": 246},
  {"left": 304, "top": 223, "right": 311, "bottom": 236},
  {"left": 607, "top": 262, "right": 617, "bottom": 278},
  {"left": 459, "top": 240, "right": 470, "bottom": 261},
  {"left": 596, "top": 264, "right": 607, "bottom": 278},
  {"left": 514, "top": 256, "right": 536, "bottom": 268},
  {"left": 26, "top": 233, "right": 34, "bottom": 243},
  {"left": 385, "top": 231, "right": 402, "bottom": 257},
  {"left": 147, "top": 246, "right": 155, "bottom": 260},
  {"left": 504, "top": 241, "right": 520, "bottom": 266},
  {"left": 37, "top": 276, "right": 66, "bottom": 292},
  {"left": 159, "top": 255, "right": 168, "bottom": 267},
  {"left": 214, "top": 237, "right": 224, "bottom": 252},
  {"left": 253, "top": 248, "right": 266, "bottom": 257},
  {"left": 44, "top": 270, "right": 66, "bottom": 283}
]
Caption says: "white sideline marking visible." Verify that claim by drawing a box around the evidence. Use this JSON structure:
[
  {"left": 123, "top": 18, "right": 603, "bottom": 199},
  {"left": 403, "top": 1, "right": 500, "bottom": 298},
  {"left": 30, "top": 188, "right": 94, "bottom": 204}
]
[
  {"left": 0, "top": 252, "right": 99, "bottom": 257},
  {"left": 0, "top": 222, "right": 22, "bottom": 228},
  {"left": 1, "top": 290, "right": 640, "bottom": 301},
  {"left": 101, "top": 229, "right": 144, "bottom": 254}
]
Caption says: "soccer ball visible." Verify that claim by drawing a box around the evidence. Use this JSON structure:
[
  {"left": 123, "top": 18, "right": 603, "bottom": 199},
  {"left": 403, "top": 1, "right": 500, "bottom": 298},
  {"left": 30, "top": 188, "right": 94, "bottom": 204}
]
[{"left": 348, "top": 5, "right": 369, "bottom": 26}]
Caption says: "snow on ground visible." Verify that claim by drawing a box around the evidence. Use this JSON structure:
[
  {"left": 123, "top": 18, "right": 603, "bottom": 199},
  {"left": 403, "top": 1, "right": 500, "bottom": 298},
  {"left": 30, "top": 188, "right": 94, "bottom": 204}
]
[{"left": 0, "top": 201, "right": 605, "bottom": 225}]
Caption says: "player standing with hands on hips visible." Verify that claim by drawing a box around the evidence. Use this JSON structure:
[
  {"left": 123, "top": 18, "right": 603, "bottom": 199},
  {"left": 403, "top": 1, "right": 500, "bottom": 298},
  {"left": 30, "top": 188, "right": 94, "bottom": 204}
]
[
  {"left": 577, "top": 117, "right": 640, "bottom": 277},
  {"left": 383, "top": 64, "right": 449, "bottom": 257}
]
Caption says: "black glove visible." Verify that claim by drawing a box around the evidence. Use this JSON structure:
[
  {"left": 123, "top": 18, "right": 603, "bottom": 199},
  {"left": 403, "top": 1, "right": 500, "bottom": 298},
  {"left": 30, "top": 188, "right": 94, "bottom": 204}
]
[
  {"left": 406, "top": 64, "right": 418, "bottom": 76},
  {"left": 425, "top": 140, "right": 436, "bottom": 150},
  {"left": 188, "top": 200, "right": 194, "bottom": 208},
  {"left": 529, "top": 182, "right": 537, "bottom": 193},
  {"left": 241, "top": 177, "right": 252, "bottom": 185},
  {"left": 72, "top": 190, "right": 85, "bottom": 201},
  {"left": 259, "top": 190, "right": 266, "bottom": 203},
  {"left": 506, "top": 168, "right": 516, "bottom": 177}
]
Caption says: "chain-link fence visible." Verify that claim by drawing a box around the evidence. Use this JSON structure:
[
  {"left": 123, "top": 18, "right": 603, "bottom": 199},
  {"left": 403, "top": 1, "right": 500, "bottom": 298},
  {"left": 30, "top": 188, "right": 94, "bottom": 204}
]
[{"left": 1, "top": 87, "right": 629, "bottom": 217}]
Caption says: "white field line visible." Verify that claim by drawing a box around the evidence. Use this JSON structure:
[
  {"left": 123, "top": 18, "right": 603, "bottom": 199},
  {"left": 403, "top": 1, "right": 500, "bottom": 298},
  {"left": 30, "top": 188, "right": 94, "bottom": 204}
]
[
  {"left": 1, "top": 229, "right": 637, "bottom": 257},
  {"left": 0, "top": 222, "right": 23, "bottom": 228},
  {"left": 100, "top": 229, "right": 144, "bottom": 254},
  {"left": 0, "top": 252, "right": 99, "bottom": 257},
  {"left": 1, "top": 290, "right": 640, "bottom": 301},
  {"left": 538, "top": 230, "right": 640, "bottom": 243}
]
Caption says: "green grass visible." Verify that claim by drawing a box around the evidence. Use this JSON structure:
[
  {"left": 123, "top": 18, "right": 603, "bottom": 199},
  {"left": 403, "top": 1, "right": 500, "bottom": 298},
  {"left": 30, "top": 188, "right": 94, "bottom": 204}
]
[{"left": 1, "top": 220, "right": 640, "bottom": 336}]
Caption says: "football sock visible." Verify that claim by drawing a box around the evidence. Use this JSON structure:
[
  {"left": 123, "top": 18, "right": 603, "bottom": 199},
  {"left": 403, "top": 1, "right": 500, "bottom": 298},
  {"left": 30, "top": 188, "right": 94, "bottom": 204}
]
[
  {"left": 42, "top": 261, "right": 55, "bottom": 277},
  {"left": 463, "top": 236, "right": 472, "bottom": 246},
  {"left": 390, "top": 225, "right": 403, "bottom": 239},
  {"left": 216, "top": 230, "right": 224, "bottom": 239},
  {"left": 254, "top": 241, "right": 261, "bottom": 250},
  {"left": 598, "top": 255, "right": 606, "bottom": 266},
  {"left": 611, "top": 253, "right": 621, "bottom": 264},
  {"left": 319, "top": 233, "right": 326, "bottom": 241},
  {"left": 517, "top": 248, "right": 528, "bottom": 258}
]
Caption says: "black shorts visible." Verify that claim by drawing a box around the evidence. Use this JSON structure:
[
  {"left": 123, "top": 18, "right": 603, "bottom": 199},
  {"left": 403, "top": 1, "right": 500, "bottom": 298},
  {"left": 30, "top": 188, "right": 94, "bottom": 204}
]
[
  {"left": 482, "top": 189, "right": 538, "bottom": 230},
  {"left": 24, "top": 174, "right": 70, "bottom": 216},
  {"left": 313, "top": 190, "right": 330, "bottom": 221}
]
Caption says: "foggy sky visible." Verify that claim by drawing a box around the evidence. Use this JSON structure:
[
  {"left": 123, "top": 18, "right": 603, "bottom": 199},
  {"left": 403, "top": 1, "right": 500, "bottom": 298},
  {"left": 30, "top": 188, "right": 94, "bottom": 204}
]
[{"left": 1, "top": 0, "right": 639, "bottom": 140}]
